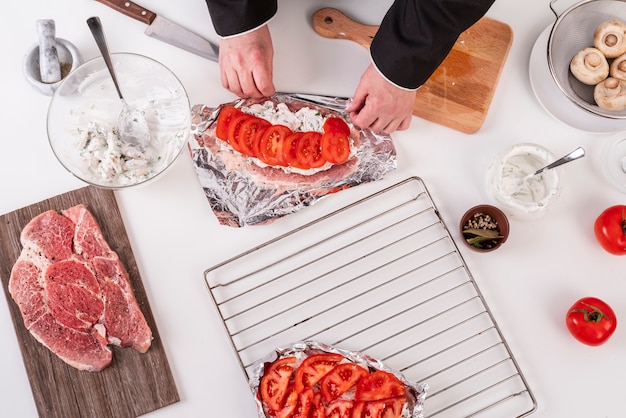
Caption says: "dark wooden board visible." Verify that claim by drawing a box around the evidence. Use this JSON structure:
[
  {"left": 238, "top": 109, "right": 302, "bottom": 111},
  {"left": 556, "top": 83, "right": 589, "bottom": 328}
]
[{"left": 0, "top": 186, "right": 179, "bottom": 417}]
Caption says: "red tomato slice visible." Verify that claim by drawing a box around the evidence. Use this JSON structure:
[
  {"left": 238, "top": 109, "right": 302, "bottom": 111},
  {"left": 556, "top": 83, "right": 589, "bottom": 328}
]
[
  {"left": 352, "top": 396, "right": 405, "bottom": 418},
  {"left": 320, "top": 362, "right": 369, "bottom": 402},
  {"left": 323, "top": 117, "right": 351, "bottom": 137},
  {"left": 227, "top": 114, "right": 254, "bottom": 153},
  {"left": 258, "top": 125, "right": 292, "bottom": 166},
  {"left": 216, "top": 105, "right": 244, "bottom": 142},
  {"left": 296, "top": 131, "right": 326, "bottom": 169},
  {"left": 238, "top": 117, "right": 271, "bottom": 158},
  {"left": 283, "top": 132, "right": 307, "bottom": 169},
  {"left": 260, "top": 357, "right": 297, "bottom": 413},
  {"left": 294, "top": 353, "right": 344, "bottom": 393},
  {"left": 292, "top": 387, "right": 316, "bottom": 418},
  {"left": 320, "top": 131, "right": 351, "bottom": 164},
  {"left": 355, "top": 371, "right": 407, "bottom": 402},
  {"left": 309, "top": 392, "right": 325, "bottom": 418},
  {"left": 275, "top": 388, "right": 298, "bottom": 418},
  {"left": 325, "top": 399, "right": 353, "bottom": 418}
]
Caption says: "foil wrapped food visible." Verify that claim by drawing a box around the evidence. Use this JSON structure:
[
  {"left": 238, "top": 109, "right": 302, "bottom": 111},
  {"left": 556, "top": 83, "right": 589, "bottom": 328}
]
[
  {"left": 188, "top": 93, "right": 397, "bottom": 227},
  {"left": 249, "top": 340, "right": 428, "bottom": 418}
]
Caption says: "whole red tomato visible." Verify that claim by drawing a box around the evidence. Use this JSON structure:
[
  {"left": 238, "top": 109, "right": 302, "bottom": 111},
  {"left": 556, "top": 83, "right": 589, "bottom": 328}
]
[
  {"left": 594, "top": 205, "right": 626, "bottom": 255},
  {"left": 565, "top": 297, "right": 617, "bottom": 346}
]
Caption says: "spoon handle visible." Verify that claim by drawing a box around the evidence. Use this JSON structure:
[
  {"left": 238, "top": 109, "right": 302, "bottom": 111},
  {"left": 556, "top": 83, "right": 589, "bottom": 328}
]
[
  {"left": 533, "top": 147, "right": 585, "bottom": 175},
  {"left": 86, "top": 16, "right": 124, "bottom": 100}
]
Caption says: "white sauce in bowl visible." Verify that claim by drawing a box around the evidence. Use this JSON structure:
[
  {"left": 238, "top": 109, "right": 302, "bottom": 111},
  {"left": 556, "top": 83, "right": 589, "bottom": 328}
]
[
  {"left": 48, "top": 54, "right": 190, "bottom": 188},
  {"left": 487, "top": 143, "right": 562, "bottom": 219}
]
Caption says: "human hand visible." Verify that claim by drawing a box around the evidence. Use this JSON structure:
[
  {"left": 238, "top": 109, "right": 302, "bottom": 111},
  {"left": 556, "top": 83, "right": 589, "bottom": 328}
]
[
  {"left": 218, "top": 25, "right": 275, "bottom": 98},
  {"left": 347, "top": 64, "right": 416, "bottom": 133}
]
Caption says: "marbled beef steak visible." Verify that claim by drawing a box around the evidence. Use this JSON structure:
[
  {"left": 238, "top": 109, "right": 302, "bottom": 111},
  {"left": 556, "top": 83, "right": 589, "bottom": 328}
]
[{"left": 8, "top": 204, "right": 152, "bottom": 371}]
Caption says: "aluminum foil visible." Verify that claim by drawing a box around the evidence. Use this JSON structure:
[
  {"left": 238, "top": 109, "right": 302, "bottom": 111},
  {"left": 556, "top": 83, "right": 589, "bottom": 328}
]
[
  {"left": 249, "top": 340, "right": 428, "bottom": 418},
  {"left": 188, "top": 93, "right": 397, "bottom": 227}
]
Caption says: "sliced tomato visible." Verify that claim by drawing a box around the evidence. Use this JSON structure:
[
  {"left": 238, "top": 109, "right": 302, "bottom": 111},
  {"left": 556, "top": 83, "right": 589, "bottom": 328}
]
[
  {"left": 292, "top": 387, "right": 316, "bottom": 418},
  {"left": 215, "top": 105, "right": 244, "bottom": 142},
  {"left": 323, "top": 117, "right": 351, "bottom": 137},
  {"left": 320, "top": 362, "right": 369, "bottom": 402},
  {"left": 227, "top": 113, "right": 254, "bottom": 153},
  {"left": 325, "top": 399, "right": 353, "bottom": 418},
  {"left": 320, "top": 131, "right": 351, "bottom": 164},
  {"left": 310, "top": 392, "right": 326, "bottom": 418},
  {"left": 294, "top": 353, "right": 344, "bottom": 393},
  {"left": 296, "top": 131, "right": 326, "bottom": 169},
  {"left": 355, "top": 371, "right": 407, "bottom": 402},
  {"left": 238, "top": 117, "right": 271, "bottom": 158},
  {"left": 276, "top": 388, "right": 298, "bottom": 418},
  {"left": 283, "top": 132, "right": 307, "bottom": 169},
  {"left": 260, "top": 357, "right": 297, "bottom": 413},
  {"left": 352, "top": 397, "right": 405, "bottom": 418},
  {"left": 258, "top": 125, "right": 292, "bottom": 166}
]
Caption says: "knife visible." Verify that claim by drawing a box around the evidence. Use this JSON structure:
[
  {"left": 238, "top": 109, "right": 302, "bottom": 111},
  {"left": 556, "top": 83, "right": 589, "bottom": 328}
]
[{"left": 95, "top": 0, "right": 219, "bottom": 62}]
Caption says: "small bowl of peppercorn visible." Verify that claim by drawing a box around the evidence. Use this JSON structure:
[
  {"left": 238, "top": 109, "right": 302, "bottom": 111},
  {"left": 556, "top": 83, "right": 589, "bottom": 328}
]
[{"left": 459, "top": 204, "right": 510, "bottom": 252}]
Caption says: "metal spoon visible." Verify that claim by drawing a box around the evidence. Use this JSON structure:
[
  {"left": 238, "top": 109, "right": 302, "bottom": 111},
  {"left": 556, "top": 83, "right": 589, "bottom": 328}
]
[
  {"left": 510, "top": 147, "right": 585, "bottom": 195},
  {"left": 524, "top": 146, "right": 586, "bottom": 181},
  {"left": 86, "top": 17, "right": 150, "bottom": 148}
]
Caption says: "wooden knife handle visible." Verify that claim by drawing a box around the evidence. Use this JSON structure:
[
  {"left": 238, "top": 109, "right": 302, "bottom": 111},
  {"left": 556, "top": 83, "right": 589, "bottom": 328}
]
[
  {"left": 95, "top": 0, "right": 156, "bottom": 25},
  {"left": 312, "top": 8, "right": 379, "bottom": 49}
]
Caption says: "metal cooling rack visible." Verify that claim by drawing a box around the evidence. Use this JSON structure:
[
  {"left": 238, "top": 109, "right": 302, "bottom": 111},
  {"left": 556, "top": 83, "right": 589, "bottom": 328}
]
[{"left": 204, "top": 177, "right": 537, "bottom": 418}]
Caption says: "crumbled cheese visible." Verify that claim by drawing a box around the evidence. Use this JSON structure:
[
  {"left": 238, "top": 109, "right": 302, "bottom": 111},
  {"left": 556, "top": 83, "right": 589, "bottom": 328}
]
[{"left": 243, "top": 102, "right": 325, "bottom": 132}]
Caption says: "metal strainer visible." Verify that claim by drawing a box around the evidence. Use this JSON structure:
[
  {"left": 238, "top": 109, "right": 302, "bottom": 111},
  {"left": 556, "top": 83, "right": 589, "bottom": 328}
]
[{"left": 548, "top": 0, "right": 626, "bottom": 119}]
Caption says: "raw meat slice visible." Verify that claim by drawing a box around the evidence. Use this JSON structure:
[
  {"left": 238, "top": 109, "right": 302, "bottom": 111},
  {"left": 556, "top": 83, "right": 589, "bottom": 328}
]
[
  {"left": 63, "top": 205, "right": 152, "bottom": 352},
  {"left": 8, "top": 205, "right": 152, "bottom": 371}
]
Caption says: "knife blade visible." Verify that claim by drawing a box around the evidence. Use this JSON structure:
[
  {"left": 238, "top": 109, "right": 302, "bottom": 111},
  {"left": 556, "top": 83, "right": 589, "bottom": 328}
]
[{"left": 95, "top": 0, "right": 219, "bottom": 62}]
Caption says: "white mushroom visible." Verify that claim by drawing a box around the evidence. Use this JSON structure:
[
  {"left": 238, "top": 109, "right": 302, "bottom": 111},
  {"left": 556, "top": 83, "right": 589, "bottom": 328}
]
[
  {"left": 570, "top": 47, "right": 609, "bottom": 85},
  {"left": 594, "top": 20, "right": 626, "bottom": 58},
  {"left": 610, "top": 53, "right": 626, "bottom": 80},
  {"left": 594, "top": 77, "right": 626, "bottom": 111}
]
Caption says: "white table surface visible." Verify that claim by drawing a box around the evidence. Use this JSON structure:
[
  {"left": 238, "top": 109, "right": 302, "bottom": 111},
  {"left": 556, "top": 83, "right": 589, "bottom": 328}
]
[{"left": 2, "top": 0, "right": 626, "bottom": 417}]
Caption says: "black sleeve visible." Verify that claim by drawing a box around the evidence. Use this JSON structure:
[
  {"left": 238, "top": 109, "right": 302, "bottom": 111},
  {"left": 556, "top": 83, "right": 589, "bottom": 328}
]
[
  {"left": 205, "top": 0, "right": 277, "bottom": 37},
  {"left": 370, "top": 0, "right": 496, "bottom": 89}
]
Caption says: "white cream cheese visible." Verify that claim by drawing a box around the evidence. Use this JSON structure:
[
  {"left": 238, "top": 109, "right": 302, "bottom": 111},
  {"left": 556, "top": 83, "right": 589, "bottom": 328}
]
[
  {"left": 242, "top": 102, "right": 324, "bottom": 132},
  {"left": 498, "top": 153, "right": 550, "bottom": 200},
  {"left": 75, "top": 120, "right": 183, "bottom": 186},
  {"left": 63, "top": 59, "right": 189, "bottom": 188}
]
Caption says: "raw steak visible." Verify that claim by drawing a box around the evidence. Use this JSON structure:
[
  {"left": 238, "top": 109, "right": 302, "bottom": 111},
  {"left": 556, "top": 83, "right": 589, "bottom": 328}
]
[{"left": 8, "top": 204, "right": 152, "bottom": 371}]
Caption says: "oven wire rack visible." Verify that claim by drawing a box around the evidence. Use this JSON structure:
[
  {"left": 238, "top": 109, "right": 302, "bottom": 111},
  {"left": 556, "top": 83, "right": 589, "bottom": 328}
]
[{"left": 204, "top": 177, "right": 537, "bottom": 417}]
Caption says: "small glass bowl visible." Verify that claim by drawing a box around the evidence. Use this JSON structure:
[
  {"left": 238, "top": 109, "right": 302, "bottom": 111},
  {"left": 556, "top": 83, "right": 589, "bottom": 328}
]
[
  {"left": 601, "top": 132, "right": 626, "bottom": 193},
  {"left": 486, "top": 143, "right": 563, "bottom": 219},
  {"left": 459, "top": 204, "right": 510, "bottom": 252}
]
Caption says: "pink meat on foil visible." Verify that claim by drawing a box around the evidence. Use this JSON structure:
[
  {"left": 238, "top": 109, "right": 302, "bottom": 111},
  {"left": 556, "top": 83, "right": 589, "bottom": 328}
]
[
  {"left": 8, "top": 205, "right": 152, "bottom": 371},
  {"left": 188, "top": 93, "right": 397, "bottom": 227}
]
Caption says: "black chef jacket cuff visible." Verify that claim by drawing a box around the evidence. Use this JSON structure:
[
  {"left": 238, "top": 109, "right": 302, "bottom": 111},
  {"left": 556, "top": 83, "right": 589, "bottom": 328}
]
[{"left": 206, "top": 0, "right": 277, "bottom": 37}]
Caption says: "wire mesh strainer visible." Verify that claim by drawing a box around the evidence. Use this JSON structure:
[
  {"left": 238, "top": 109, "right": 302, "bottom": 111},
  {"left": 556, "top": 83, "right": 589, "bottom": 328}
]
[{"left": 548, "top": 0, "right": 626, "bottom": 119}]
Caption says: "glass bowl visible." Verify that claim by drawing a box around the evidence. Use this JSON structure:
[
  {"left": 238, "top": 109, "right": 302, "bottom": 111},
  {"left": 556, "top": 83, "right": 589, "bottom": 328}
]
[
  {"left": 486, "top": 143, "right": 563, "bottom": 219},
  {"left": 47, "top": 53, "right": 190, "bottom": 189},
  {"left": 601, "top": 131, "right": 626, "bottom": 193}
]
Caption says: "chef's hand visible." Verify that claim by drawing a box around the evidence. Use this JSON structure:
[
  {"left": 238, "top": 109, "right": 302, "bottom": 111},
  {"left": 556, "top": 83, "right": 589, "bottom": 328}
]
[
  {"left": 347, "top": 64, "right": 416, "bottom": 134},
  {"left": 218, "top": 25, "right": 275, "bottom": 98}
]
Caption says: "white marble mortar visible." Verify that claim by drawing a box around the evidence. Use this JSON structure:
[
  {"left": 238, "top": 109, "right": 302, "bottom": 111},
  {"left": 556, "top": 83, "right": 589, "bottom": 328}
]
[{"left": 23, "top": 38, "right": 83, "bottom": 96}]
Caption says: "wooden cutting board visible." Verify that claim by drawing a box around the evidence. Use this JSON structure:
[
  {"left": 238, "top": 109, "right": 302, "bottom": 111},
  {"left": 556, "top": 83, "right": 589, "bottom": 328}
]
[
  {"left": 0, "top": 186, "right": 179, "bottom": 418},
  {"left": 312, "top": 8, "right": 513, "bottom": 134}
]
